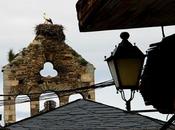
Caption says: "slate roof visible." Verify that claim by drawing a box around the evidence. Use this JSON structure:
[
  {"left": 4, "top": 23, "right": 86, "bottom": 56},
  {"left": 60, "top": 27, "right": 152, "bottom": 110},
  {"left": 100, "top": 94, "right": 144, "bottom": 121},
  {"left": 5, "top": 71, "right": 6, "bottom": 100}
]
[{"left": 6, "top": 99, "right": 175, "bottom": 130}]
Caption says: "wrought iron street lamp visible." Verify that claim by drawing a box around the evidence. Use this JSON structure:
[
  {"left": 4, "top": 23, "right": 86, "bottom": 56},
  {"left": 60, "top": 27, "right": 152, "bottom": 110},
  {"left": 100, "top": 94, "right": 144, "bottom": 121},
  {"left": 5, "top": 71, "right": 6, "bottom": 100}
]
[{"left": 105, "top": 32, "right": 145, "bottom": 111}]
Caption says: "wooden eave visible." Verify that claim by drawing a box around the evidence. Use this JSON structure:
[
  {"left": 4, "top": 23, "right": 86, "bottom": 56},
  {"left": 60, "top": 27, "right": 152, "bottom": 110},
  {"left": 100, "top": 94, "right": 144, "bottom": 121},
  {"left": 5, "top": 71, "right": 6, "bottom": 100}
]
[{"left": 76, "top": 0, "right": 175, "bottom": 32}]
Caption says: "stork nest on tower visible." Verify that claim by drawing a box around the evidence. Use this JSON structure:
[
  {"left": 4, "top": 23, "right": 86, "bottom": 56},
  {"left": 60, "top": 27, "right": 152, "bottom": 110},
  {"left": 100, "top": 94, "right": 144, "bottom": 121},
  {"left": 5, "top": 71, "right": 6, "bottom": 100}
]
[{"left": 35, "top": 24, "right": 65, "bottom": 42}]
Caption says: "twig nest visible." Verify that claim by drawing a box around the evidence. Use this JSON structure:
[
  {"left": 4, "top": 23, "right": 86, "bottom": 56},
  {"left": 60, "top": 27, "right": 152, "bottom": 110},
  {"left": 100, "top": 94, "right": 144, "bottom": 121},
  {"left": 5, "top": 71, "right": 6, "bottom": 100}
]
[{"left": 35, "top": 24, "right": 65, "bottom": 42}]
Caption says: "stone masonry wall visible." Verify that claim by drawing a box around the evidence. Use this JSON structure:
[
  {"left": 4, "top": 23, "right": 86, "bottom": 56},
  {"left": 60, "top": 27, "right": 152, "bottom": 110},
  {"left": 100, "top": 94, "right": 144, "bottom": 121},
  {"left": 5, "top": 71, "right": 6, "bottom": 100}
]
[{"left": 2, "top": 24, "right": 95, "bottom": 124}]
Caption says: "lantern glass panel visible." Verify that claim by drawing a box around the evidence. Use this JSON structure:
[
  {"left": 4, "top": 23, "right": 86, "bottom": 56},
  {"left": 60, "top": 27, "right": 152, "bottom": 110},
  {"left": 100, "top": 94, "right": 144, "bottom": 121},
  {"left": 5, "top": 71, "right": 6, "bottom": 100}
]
[
  {"left": 108, "top": 59, "right": 119, "bottom": 87},
  {"left": 116, "top": 58, "right": 143, "bottom": 89}
]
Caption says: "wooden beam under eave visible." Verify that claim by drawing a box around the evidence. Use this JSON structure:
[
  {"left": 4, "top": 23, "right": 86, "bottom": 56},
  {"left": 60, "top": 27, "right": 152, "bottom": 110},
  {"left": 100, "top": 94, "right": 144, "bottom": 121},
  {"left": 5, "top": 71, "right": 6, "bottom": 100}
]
[{"left": 76, "top": 0, "right": 175, "bottom": 32}]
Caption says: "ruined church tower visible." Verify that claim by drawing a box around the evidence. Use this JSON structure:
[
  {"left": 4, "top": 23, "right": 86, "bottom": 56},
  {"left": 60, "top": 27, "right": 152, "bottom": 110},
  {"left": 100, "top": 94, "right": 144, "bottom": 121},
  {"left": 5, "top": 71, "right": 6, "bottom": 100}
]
[{"left": 2, "top": 24, "right": 95, "bottom": 124}]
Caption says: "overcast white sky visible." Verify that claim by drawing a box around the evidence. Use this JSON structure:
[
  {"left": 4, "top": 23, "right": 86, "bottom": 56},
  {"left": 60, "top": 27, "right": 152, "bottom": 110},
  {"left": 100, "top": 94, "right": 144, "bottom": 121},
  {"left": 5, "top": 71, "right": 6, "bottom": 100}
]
[{"left": 0, "top": 0, "right": 175, "bottom": 124}]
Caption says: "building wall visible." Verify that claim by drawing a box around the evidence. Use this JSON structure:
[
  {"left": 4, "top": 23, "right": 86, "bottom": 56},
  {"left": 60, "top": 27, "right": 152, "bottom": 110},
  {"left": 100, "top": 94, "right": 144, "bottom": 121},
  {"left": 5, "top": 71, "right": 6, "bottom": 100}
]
[{"left": 2, "top": 24, "right": 95, "bottom": 124}]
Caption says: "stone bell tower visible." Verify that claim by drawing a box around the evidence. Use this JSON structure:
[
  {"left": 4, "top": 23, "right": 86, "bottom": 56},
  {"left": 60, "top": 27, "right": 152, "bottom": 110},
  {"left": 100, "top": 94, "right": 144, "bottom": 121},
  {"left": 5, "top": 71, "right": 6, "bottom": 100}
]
[{"left": 2, "top": 24, "right": 95, "bottom": 124}]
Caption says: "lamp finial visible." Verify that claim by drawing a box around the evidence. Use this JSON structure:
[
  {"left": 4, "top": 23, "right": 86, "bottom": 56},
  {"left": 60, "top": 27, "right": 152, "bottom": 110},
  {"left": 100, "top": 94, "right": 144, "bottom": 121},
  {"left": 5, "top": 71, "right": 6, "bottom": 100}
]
[{"left": 120, "top": 32, "right": 130, "bottom": 40}]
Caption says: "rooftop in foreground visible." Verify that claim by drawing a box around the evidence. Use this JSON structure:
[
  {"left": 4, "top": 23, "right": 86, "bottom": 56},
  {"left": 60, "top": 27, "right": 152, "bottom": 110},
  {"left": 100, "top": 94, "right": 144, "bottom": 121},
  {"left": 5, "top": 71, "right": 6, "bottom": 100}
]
[{"left": 6, "top": 99, "right": 175, "bottom": 130}]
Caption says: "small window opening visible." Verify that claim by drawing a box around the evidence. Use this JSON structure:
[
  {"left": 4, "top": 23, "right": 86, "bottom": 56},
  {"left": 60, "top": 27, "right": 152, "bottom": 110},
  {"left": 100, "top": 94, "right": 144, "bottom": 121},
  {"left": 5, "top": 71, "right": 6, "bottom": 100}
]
[{"left": 40, "top": 62, "right": 58, "bottom": 77}]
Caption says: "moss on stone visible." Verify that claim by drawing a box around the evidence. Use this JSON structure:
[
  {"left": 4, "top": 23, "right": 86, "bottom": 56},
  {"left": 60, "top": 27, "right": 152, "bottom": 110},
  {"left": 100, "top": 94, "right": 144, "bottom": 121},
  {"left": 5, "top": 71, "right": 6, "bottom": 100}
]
[
  {"left": 79, "top": 58, "right": 88, "bottom": 66},
  {"left": 71, "top": 50, "right": 80, "bottom": 57}
]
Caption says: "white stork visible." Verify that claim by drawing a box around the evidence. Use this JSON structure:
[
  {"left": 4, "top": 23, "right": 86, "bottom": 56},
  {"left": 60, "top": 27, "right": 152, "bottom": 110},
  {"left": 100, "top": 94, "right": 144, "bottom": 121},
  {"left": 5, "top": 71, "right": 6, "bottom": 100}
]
[{"left": 43, "top": 13, "right": 53, "bottom": 24}]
